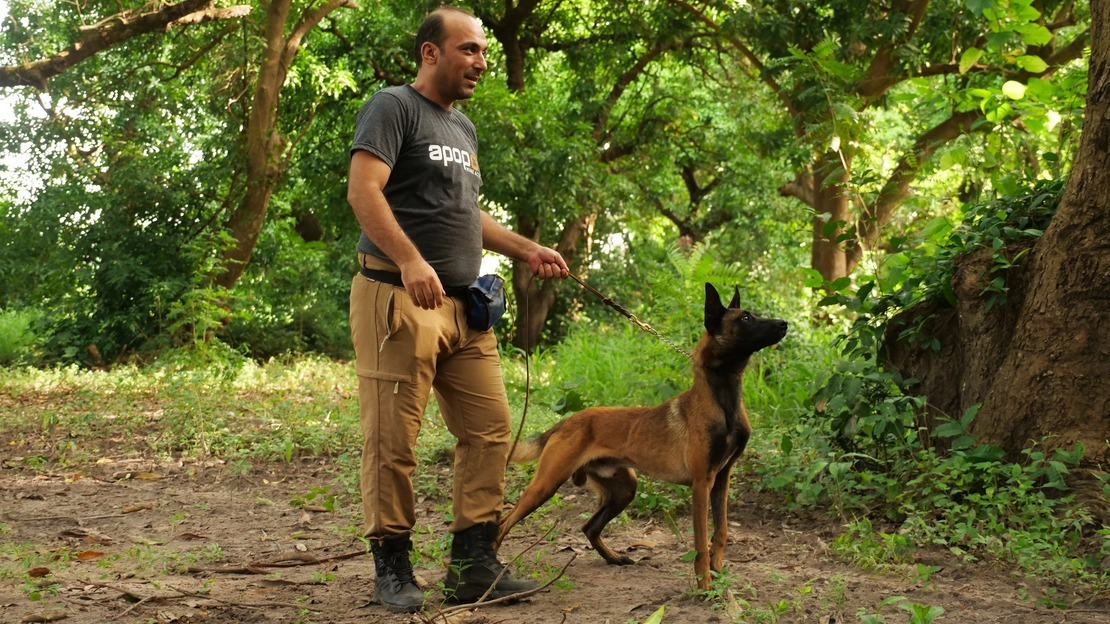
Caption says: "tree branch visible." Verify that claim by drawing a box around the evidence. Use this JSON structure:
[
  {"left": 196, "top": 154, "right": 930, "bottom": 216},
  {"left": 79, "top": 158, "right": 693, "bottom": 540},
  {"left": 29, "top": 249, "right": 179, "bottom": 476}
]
[
  {"left": 0, "top": 0, "right": 249, "bottom": 90},
  {"left": 170, "top": 5, "right": 252, "bottom": 28},
  {"left": 849, "top": 109, "right": 984, "bottom": 266},
  {"left": 855, "top": 0, "right": 932, "bottom": 101},
  {"left": 593, "top": 39, "right": 687, "bottom": 143},
  {"left": 666, "top": 0, "right": 798, "bottom": 118},
  {"left": 281, "top": 0, "right": 359, "bottom": 73}
]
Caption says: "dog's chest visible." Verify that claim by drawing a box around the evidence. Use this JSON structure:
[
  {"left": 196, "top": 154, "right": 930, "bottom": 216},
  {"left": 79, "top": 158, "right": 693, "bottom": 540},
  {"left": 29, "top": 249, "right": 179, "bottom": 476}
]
[{"left": 706, "top": 409, "right": 749, "bottom": 470}]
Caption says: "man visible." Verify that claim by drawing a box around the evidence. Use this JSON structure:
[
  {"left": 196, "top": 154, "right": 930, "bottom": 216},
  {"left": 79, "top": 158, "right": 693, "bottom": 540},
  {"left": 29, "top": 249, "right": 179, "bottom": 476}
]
[{"left": 347, "top": 5, "right": 569, "bottom": 612}]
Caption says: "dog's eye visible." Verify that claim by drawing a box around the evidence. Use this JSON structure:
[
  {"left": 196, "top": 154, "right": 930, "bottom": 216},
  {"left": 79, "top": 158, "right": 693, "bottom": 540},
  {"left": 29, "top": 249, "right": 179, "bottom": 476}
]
[{"left": 742, "top": 312, "right": 752, "bottom": 321}]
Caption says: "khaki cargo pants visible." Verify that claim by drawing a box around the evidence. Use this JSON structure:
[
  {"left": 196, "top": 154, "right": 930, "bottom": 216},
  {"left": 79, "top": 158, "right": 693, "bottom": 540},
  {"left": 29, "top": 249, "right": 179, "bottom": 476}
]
[{"left": 350, "top": 254, "right": 511, "bottom": 538}]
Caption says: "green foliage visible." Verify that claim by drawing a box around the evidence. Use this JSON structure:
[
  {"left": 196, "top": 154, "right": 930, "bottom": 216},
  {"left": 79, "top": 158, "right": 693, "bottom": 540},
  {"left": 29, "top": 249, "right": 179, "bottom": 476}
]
[
  {"left": 0, "top": 307, "right": 44, "bottom": 365},
  {"left": 223, "top": 218, "right": 355, "bottom": 360},
  {"left": 756, "top": 181, "right": 1103, "bottom": 586},
  {"left": 858, "top": 596, "right": 945, "bottom": 624},
  {"left": 817, "top": 178, "right": 1063, "bottom": 362}
]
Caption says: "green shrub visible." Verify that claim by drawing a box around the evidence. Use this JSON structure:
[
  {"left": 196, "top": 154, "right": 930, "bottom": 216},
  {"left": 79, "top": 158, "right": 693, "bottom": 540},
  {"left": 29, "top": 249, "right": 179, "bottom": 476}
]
[
  {"left": 754, "top": 180, "right": 1105, "bottom": 585},
  {"left": 0, "top": 308, "right": 44, "bottom": 365}
]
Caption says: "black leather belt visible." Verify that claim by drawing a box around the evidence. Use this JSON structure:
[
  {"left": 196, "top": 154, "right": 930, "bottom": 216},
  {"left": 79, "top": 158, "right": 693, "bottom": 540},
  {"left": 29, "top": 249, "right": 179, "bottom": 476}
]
[{"left": 360, "top": 267, "right": 469, "bottom": 299}]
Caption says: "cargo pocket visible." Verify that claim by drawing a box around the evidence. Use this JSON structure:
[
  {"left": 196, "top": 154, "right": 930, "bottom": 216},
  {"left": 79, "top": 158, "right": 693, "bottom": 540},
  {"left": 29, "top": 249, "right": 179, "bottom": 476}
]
[{"left": 353, "top": 277, "right": 416, "bottom": 383}]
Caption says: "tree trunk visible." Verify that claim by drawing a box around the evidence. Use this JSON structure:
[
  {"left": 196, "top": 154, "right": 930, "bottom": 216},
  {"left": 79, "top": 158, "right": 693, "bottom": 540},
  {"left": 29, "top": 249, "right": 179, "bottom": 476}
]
[
  {"left": 216, "top": 0, "right": 290, "bottom": 288},
  {"left": 216, "top": 0, "right": 354, "bottom": 288},
  {"left": 783, "top": 153, "right": 855, "bottom": 283},
  {"left": 973, "top": 0, "right": 1109, "bottom": 463},
  {"left": 887, "top": 2, "right": 1108, "bottom": 465}
]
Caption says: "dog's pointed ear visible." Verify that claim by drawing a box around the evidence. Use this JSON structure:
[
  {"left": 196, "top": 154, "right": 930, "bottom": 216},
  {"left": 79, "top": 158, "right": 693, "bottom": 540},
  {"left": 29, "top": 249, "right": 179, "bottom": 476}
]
[
  {"left": 729, "top": 286, "right": 741, "bottom": 309},
  {"left": 704, "top": 283, "right": 726, "bottom": 334}
]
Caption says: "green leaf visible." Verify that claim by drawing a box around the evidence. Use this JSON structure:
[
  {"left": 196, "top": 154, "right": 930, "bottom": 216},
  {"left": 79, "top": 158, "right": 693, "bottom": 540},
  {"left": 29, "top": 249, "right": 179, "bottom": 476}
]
[
  {"left": 933, "top": 420, "right": 965, "bottom": 439},
  {"left": 965, "top": 0, "right": 994, "bottom": 17},
  {"left": 1015, "top": 55, "right": 1048, "bottom": 73},
  {"left": 959, "top": 47, "right": 984, "bottom": 74},
  {"left": 802, "top": 268, "right": 826, "bottom": 288},
  {"left": 1002, "top": 81, "right": 1027, "bottom": 100},
  {"left": 1015, "top": 23, "right": 1053, "bottom": 46}
]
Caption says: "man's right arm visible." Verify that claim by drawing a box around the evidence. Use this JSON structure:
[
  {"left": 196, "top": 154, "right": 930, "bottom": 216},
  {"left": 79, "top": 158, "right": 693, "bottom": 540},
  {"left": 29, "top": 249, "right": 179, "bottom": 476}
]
[{"left": 348, "top": 150, "right": 446, "bottom": 309}]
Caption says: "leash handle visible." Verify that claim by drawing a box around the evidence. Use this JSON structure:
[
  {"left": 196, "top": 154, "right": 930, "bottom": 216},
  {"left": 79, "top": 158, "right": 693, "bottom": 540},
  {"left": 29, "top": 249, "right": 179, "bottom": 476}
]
[{"left": 568, "top": 272, "right": 692, "bottom": 359}]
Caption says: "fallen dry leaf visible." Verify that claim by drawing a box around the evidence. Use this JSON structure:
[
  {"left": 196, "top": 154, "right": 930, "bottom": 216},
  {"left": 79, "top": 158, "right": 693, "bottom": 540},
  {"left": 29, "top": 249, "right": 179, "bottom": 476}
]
[
  {"left": 121, "top": 503, "right": 154, "bottom": 514},
  {"left": 27, "top": 567, "right": 51, "bottom": 578},
  {"left": 75, "top": 551, "right": 104, "bottom": 561}
]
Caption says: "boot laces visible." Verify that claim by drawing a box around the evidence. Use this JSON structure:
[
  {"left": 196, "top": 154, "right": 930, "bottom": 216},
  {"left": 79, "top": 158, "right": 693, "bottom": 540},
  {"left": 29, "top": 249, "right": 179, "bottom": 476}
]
[{"left": 388, "top": 552, "right": 417, "bottom": 585}]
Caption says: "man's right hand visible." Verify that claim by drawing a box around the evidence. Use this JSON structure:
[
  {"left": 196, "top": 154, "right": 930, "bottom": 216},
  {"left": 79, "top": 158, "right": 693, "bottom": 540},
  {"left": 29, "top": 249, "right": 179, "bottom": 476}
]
[{"left": 399, "top": 259, "right": 445, "bottom": 310}]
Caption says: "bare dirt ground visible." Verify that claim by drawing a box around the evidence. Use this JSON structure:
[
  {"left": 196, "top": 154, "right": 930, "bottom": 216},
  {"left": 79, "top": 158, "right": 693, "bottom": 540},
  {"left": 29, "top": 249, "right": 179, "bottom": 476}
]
[{"left": 2, "top": 454, "right": 1107, "bottom": 624}]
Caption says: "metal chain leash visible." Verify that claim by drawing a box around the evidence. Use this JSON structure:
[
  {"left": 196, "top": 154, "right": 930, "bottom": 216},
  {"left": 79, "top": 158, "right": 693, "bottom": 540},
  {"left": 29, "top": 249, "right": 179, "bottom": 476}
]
[{"left": 568, "top": 272, "right": 692, "bottom": 359}]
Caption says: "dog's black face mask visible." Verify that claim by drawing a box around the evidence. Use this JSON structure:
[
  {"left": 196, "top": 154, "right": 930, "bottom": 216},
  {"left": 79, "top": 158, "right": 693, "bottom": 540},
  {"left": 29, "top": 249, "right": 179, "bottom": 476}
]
[{"left": 703, "top": 283, "right": 788, "bottom": 356}]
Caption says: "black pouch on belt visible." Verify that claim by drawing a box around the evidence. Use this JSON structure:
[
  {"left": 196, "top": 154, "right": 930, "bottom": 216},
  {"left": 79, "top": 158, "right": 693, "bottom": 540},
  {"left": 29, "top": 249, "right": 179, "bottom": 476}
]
[
  {"left": 464, "top": 274, "right": 506, "bottom": 331},
  {"left": 359, "top": 268, "right": 505, "bottom": 331}
]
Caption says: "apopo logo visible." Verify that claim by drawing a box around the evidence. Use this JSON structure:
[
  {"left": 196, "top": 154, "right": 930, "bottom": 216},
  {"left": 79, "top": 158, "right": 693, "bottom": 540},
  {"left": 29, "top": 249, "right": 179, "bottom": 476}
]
[{"left": 428, "top": 144, "right": 481, "bottom": 175}]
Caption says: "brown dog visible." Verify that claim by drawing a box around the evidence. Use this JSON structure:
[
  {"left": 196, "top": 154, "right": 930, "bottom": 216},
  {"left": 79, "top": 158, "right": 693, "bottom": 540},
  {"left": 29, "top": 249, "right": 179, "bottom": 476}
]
[{"left": 496, "top": 283, "right": 788, "bottom": 590}]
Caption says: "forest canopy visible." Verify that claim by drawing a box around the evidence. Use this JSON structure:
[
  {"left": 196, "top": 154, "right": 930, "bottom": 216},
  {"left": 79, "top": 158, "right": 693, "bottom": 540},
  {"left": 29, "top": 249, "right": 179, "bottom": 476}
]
[{"left": 0, "top": 0, "right": 1090, "bottom": 363}]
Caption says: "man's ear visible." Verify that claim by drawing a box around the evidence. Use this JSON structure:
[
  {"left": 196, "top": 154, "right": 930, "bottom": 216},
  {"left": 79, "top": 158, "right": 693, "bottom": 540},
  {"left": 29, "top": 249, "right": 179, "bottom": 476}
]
[
  {"left": 421, "top": 42, "right": 438, "bottom": 64},
  {"left": 704, "top": 283, "right": 725, "bottom": 335}
]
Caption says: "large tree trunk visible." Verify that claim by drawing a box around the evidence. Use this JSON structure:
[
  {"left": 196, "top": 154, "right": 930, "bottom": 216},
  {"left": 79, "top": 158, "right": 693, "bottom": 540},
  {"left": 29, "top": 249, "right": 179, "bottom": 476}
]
[
  {"left": 782, "top": 153, "right": 855, "bottom": 283},
  {"left": 887, "top": 3, "right": 1108, "bottom": 465},
  {"left": 216, "top": 0, "right": 354, "bottom": 288}
]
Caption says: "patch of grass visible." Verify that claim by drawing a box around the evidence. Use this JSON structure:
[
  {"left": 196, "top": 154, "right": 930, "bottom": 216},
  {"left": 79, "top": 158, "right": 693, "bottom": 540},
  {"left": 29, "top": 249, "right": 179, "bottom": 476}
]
[{"left": 0, "top": 356, "right": 362, "bottom": 467}]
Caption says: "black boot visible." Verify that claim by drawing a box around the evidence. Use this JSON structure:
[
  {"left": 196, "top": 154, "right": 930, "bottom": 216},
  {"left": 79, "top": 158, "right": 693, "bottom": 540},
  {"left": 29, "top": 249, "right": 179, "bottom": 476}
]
[
  {"left": 369, "top": 534, "right": 425, "bottom": 612},
  {"left": 444, "top": 521, "right": 539, "bottom": 603}
]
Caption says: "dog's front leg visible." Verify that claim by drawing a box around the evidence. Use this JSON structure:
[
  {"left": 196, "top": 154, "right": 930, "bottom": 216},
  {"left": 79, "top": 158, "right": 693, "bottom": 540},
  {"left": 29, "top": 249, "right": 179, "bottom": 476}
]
[
  {"left": 709, "top": 463, "right": 735, "bottom": 572},
  {"left": 691, "top": 476, "right": 713, "bottom": 591}
]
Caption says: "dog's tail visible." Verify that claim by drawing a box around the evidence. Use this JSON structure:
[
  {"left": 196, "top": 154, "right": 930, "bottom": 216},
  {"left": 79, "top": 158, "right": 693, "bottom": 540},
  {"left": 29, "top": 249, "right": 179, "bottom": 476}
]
[{"left": 508, "top": 429, "right": 553, "bottom": 464}]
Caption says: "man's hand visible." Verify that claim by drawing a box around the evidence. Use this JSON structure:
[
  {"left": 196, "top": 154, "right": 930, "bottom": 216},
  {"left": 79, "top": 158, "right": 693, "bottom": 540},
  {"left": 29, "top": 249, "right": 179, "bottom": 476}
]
[
  {"left": 527, "top": 247, "right": 570, "bottom": 280},
  {"left": 399, "top": 259, "right": 445, "bottom": 310}
]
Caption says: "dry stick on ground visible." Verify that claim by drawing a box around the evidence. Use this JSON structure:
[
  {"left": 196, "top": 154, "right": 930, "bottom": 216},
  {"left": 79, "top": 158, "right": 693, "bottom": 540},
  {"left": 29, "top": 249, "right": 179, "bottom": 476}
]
[
  {"left": 186, "top": 548, "right": 367, "bottom": 574},
  {"left": 5, "top": 513, "right": 124, "bottom": 522},
  {"left": 423, "top": 523, "right": 572, "bottom": 623},
  {"left": 95, "top": 579, "right": 321, "bottom": 617},
  {"left": 423, "top": 553, "right": 577, "bottom": 624},
  {"left": 115, "top": 594, "right": 156, "bottom": 620}
]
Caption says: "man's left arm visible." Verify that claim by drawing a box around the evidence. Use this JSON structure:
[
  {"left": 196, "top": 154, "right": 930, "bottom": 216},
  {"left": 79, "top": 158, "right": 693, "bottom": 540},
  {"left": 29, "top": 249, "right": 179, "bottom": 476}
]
[{"left": 480, "top": 211, "right": 569, "bottom": 280}]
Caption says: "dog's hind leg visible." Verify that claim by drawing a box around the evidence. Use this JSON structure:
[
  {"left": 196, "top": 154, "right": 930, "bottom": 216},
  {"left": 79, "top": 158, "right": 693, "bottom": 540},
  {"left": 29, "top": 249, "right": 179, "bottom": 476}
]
[
  {"left": 581, "top": 467, "right": 637, "bottom": 565},
  {"left": 496, "top": 446, "right": 583, "bottom": 550}
]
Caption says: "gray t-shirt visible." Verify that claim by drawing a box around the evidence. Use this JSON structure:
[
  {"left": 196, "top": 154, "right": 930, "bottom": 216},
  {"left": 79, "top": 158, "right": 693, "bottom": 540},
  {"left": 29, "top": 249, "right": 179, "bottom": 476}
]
[{"left": 351, "top": 85, "right": 483, "bottom": 288}]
